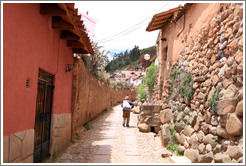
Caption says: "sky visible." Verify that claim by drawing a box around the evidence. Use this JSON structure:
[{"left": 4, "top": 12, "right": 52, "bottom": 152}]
[{"left": 75, "top": 1, "right": 186, "bottom": 60}]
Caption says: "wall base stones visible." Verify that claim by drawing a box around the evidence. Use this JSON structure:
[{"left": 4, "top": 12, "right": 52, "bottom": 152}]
[
  {"left": 50, "top": 113, "right": 71, "bottom": 160},
  {"left": 3, "top": 129, "right": 34, "bottom": 163},
  {"left": 137, "top": 105, "right": 162, "bottom": 133}
]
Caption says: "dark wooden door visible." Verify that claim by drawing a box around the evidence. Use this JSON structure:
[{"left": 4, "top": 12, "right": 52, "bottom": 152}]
[{"left": 34, "top": 70, "right": 54, "bottom": 163}]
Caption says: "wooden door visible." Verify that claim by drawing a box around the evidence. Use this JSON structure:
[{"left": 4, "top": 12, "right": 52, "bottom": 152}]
[{"left": 34, "top": 70, "right": 54, "bottom": 163}]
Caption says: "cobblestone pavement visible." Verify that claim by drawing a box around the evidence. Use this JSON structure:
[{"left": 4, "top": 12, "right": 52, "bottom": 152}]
[{"left": 53, "top": 105, "right": 174, "bottom": 163}]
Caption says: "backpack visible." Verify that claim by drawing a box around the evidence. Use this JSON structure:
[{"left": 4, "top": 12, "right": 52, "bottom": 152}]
[{"left": 122, "top": 100, "right": 131, "bottom": 110}]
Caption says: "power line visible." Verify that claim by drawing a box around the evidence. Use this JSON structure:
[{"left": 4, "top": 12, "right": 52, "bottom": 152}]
[
  {"left": 95, "top": 2, "right": 170, "bottom": 43},
  {"left": 96, "top": 3, "right": 169, "bottom": 43}
]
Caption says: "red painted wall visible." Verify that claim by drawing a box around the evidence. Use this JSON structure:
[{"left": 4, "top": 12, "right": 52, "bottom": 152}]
[{"left": 3, "top": 3, "right": 74, "bottom": 136}]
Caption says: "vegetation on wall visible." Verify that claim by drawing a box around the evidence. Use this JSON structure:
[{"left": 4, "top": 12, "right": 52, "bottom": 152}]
[
  {"left": 146, "top": 62, "right": 158, "bottom": 93},
  {"left": 169, "top": 67, "right": 180, "bottom": 94},
  {"left": 209, "top": 88, "right": 219, "bottom": 115},
  {"left": 80, "top": 43, "right": 109, "bottom": 77},
  {"left": 167, "top": 124, "right": 182, "bottom": 156},
  {"left": 79, "top": 43, "right": 134, "bottom": 90},
  {"left": 136, "top": 84, "right": 147, "bottom": 101},
  {"left": 179, "top": 73, "right": 194, "bottom": 102},
  {"left": 168, "top": 66, "right": 194, "bottom": 103},
  {"left": 136, "top": 62, "right": 157, "bottom": 101}
]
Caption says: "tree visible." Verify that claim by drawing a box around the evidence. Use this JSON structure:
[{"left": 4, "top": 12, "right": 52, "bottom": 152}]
[{"left": 81, "top": 43, "right": 109, "bottom": 76}]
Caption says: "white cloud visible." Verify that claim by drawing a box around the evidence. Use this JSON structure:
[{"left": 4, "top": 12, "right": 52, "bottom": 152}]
[{"left": 75, "top": 1, "right": 186, "bottom": 51}]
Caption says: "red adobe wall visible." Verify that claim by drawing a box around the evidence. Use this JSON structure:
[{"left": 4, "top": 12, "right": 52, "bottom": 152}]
[{"left": 3, "top": 3, "right": 74, "bottom": 136}]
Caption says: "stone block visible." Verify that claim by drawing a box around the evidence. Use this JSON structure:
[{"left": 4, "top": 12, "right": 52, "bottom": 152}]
[
  {"left": 215, "top": 99, "right": 237, "bottom": 116},
  {"left": 236, "top": 100, "right": 243, "bottom": 117},
  {"left": 226, "top": 114, "right": 243, "bottom": 136},
  {"left": 160, "top": 109, "right": 172, "bottom": 124},
  {"left": 22, "top": 154, "right": 33, "bottom": 163},
  {"left": 214, "top": 153, "right": 229, "bottom": 163},
  {"left": 3, "top": 136, "right": 9, "bottom": 163},
  {"left": 14, "top": 131, "right": 26, "bottom": 141},
  {"left": 216, "top": 126, "right": 229, "bottom": 138},
  {"left": 227, "top": 145, "right": 243, "bottom": 160},
  {"left": 203, "top": 134, "right": 217, "bottom": 146},
  {"left": 160, "top": 124, "right": 172, "bottom": 147},
  {"left": 198, "top": 143, "right": 205, "bottom": 154},
  {"left": 184, "top": 149, "right": 199, "bottom": 163},
  {"left": 183, "top": 125, "right": 195, "bottom": 137},
  {"left": 22, "top": 129, "right": 34, "bottom": 159},
  {"left": 198, "top": 152, "right": 213, "bottom": 163},
  {"left": 138, "top": 123, "right": 148, "bottom": 132},
  {"left": 9, "top": 134, "right": 22, "bottom": 162}
]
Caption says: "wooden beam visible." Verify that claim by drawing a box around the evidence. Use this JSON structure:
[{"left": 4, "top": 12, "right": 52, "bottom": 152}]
[
  {"left": 73, "top": 48, "right": 88, "bottom": 54},
  {"left": 155, "top": 13, "right": 173, "bottom": 21},
  {"left": 40, "top": 3, "right": 66, "bottom": 16},
  {"left": 76, "top": 20, "right": 83, "bottom": 25},
  {"left": 61, "top": 30, "right": 80, "bottom": 40},
  {"left": 151, "top": 18, "right": 169, "bottom": 26},
  {"left": 148, "top": 26, "right": 162, "bottom": 32},
  {"left": 52, "top": 16, "right": 74, "bottom": 30},
  {"left": 65, "top": 3, "right": 74, "bottom": 10},
  {"left": 73, "top": 14, "right": 81, "bottom": 21},
  {"left": 67, "top": 40, "right": 84, "bottom": 48},
  {"left": 78, "top": 25, "right": 86, "bottom": 31},
  {"left": 74, "top": 8, "right": 78, "bottom": 15}
]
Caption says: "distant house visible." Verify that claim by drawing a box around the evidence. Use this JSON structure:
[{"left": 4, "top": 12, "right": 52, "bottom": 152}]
[
  {"left": 3, "top": 3, "right": 94, "bottom": 163},
  {"left": 120, "top": 70, "right": 144, "bottom": 87}
]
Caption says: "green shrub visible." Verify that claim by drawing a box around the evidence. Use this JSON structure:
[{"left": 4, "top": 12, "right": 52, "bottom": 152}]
[
  {"left": 76, "top": 133, "right": 81, "bottom": 140},
  {"left": 178, "top": 73, "right": 194, "bottom": 102},
  {"left": 167, "top": 142, "right": 179, "bottom": 153},
  {"left": 167, "top": 124, "right": 183, "bottom": 156},
  {"left": 146, "top": 63, "right": 158, "bottom": 92},
  {"left": 170, "top": 67, "right": 180, "bottom": 80},
  {"left": 209, "top": 89, "right": 219, "bottom": 114},
  {"left": 84, "top": 124, "right": 92, "bottom": 130},
  {"left": 169, "top": 67, "right": 180, "bottom": 95},
  {"left": 141, "top": 76, "right": 146, "bottom": 84},
  {"left": 136, "top": 84, "right": 147, "bottom": 101}
]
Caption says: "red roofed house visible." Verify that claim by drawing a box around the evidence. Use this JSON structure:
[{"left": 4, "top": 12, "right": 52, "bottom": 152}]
[{"left": 3, "top": 3, "right": 94, "bottom": 163}]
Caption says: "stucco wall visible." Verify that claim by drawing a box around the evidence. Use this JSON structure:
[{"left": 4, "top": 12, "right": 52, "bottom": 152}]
[
  {"left": 3, "top": 3, "right": 74, "bottom": 163},
  {"left": 71, "top": 59, "right": 136, "bottom": 139},
  {"left": 3, "top": 3, "right": 74, "bottom": 136},
  {"left": 158, "top": 3, "right": 221, "bottom": 85}
]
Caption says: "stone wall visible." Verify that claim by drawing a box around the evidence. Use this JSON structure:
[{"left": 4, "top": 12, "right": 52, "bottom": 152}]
[
  {"left": 71, "top": 59, "right": 136, "bottom": 140},
  {"left": 49, "top": 113, "right": 71, "bottom": 160},
  {"left": 3, "top": 129, "right": 34, "bottom": 163},
  {"left": 154, "top": 3, "right": 243, "bottom": 163}
]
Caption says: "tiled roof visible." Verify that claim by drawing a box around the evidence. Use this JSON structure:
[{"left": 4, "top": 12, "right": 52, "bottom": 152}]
[{"left": 146, "top": 3, "right": 192, "bottom": 32}]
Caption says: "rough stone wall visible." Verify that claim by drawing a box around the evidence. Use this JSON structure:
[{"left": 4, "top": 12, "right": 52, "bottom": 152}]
[
  {"left": 3, "top": 129, "right": 34, "bottom": 163},
  {"left": 71, "top": 59, "right": 136, "bottom": 139},
  {"left": 155, "top": 3, "right": 243, "bottom": 163},
  {"left": 157, "top": 3, "right": 221, "bottom": 89}
]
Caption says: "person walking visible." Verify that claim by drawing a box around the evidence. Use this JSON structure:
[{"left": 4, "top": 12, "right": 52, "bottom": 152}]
[{"left": 121, "top": 96, "right": 134, "bottom": 127}]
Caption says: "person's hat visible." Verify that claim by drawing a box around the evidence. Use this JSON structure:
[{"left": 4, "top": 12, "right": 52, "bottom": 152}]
[{"left": 125, "top": 96, "right": 129, "bottom": 100}]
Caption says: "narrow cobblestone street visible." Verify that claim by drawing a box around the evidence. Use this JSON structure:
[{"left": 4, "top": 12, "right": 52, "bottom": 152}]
[{"left": 53, "top": 105, "right": 174, "bottom": 163}]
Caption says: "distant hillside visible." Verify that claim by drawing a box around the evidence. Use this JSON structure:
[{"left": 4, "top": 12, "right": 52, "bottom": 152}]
[{"left": 105, "top": 45, "right": 156, "bottom": 72}]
